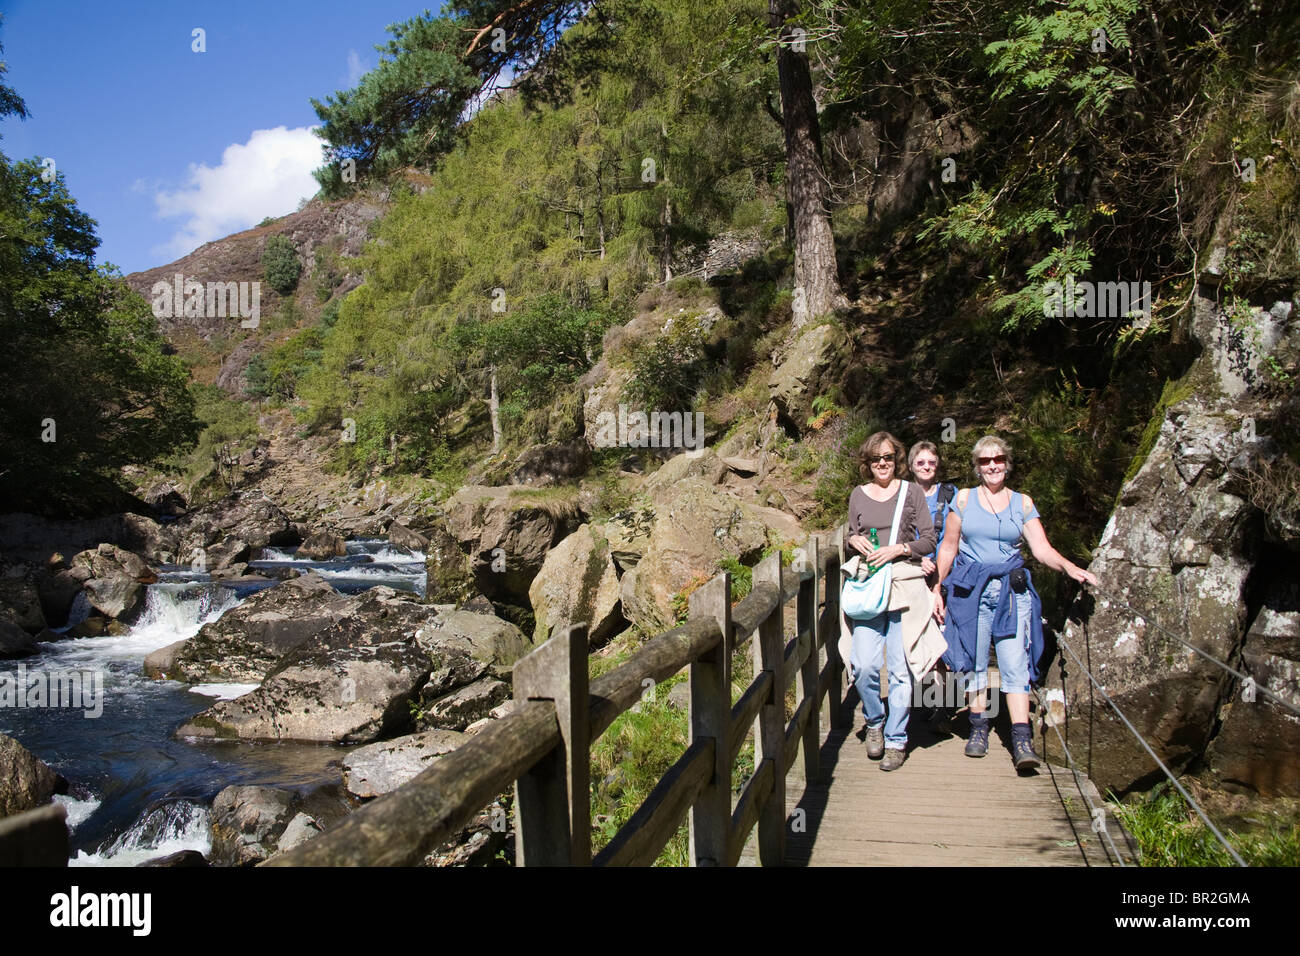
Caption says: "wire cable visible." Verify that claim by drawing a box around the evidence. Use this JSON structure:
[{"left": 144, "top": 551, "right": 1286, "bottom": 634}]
[
  {"left": 1031, "top": 685, "right": 1128, "bottom": 866},
  {"left": 1057, "top": 631, "right": 1248, "bottom": 866}
]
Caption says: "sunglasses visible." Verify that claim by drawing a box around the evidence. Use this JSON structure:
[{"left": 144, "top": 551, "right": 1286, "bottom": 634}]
[
  {"left": 977, "top": 455, "right": 1008, "bottom": 465},
  {"left": 867, "top": 455, "right": 894, "bottom": 465},
  {"left": 913, "top": 459, "right": 938, "bottom": 468}
]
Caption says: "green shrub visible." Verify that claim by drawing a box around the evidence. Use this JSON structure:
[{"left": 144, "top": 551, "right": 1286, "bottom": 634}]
[
  {"left": 261, "top": 235, "right": 302, "bottom": 295},
  {"left": 1111, "top": 785, "right": 1300, "bottom": 867}
]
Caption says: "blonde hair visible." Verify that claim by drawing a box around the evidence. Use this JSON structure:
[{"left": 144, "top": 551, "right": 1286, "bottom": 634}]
[{"left": 971, "top": 434, "right": 1013, "bottom": 478}]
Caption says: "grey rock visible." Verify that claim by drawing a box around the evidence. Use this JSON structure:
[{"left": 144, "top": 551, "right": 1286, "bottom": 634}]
[
  {"left": 172, "top": 573, "right": 353, "bottom": 683},
  {"left": 69, "top": 544, "right": 152, "bottom": 620},
  {"left": 0, "top": 733, "right": 66, "bottom": 818},
  {"left": 529, "top": 523, "right": 624, "bottom": 648},
  {"left": 143, "top": 639, "right": 189, "bottom": 680},
  {"left": 274, "top": 813, "right": 323, "bottom": 854},
  {"left": 297, "top": 531, "right": 347, "bottom": 561},
  {"left": 342, "top": 729, "right": 469, "bottom": 798},
  {"left": 386, "top": 521, "right": 428, "bottom": 554},
  {"left": 209, "top": 786, "right": 296, "bottom": 866},
  {"left": 421, "top": 678, "right": 510, "bottom": 732}
]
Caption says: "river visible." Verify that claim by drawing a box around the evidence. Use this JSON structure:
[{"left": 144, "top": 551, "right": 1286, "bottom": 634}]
[{"left": 0, "top": 538, "right": 426, "bottom": 865}]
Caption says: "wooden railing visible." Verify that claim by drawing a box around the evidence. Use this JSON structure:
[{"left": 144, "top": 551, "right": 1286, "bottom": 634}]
[{"left": 267, "top": 528, "right": 846, "bottom": 866}]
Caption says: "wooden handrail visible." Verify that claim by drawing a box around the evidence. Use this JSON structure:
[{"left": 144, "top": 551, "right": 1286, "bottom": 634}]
[{"left": 268, "top": 525, "right": 847, "bottom": 867}]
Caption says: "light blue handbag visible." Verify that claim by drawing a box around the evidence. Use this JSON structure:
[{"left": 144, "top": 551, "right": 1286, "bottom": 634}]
[{"left": 841, "top": 481, "right": 908, "bottom": 620}]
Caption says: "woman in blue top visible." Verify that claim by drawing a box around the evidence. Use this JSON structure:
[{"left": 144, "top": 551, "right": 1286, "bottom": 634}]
[
  {"left": 907, "top": 441, "right": 957, "bottom": 580},
  {"left": 933, "top": 435, "right": 1097, "bottom": 772}
]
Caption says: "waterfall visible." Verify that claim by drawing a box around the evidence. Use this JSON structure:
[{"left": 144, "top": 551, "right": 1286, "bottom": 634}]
[{"left": 70, "top": 799, "right": 211, "bottom": 867}]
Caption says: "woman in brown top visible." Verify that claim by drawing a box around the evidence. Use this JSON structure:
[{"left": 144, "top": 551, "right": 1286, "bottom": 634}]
[{"left": 845, "top": 431, "right": 936, "bottom": 771}]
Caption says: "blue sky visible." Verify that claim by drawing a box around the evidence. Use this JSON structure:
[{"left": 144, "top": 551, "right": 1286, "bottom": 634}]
[{"left": 1, "top": 0, "right": 436, "bottom": 274}]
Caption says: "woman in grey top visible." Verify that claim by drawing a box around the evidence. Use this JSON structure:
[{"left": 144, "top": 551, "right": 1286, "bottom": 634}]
[{"left": 845, "top": 431, "right": 936, "bottom": 771}]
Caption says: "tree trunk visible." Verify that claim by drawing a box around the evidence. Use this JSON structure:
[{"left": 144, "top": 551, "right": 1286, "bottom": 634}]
[
  {"left": 660, "top": 192, "right": 673, "bottom": 283},
  {"left": 488, "top": 365, "right": 502, "bottom": 455},
  {"left": 770, "top": 0, "right": 846, "bottom": 329}
]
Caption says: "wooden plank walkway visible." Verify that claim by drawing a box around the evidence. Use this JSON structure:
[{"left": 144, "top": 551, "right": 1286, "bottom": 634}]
[{"left": 781, "top": 679, "right": 1126, "bottom": 867}]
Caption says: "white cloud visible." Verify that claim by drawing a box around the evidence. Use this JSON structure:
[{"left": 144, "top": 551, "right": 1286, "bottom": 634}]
[
  {"left": 152, "top": 126, "right": 324, "bottom": 260},
  {"left": 346, "top": 50, "right": 366, "bottom": 85}
]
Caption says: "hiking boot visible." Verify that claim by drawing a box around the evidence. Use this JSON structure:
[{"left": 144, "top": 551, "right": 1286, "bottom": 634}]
[
  {"left": 865, "top": 724, "right": 885, "bottom": 759},
  {"left": 1011, "top": 723, "right": 1040, "bottom": 772},
  {"left": 965, "top": 716, "right": 989, "bottom": 757},
  {"left": 880, "top": 747, "right": 906, "bottom": 772}
]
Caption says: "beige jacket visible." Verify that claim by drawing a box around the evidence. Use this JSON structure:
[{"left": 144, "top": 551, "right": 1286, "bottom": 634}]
[{"left": 838, "top": 555, "right": 947, "bottom": 681}]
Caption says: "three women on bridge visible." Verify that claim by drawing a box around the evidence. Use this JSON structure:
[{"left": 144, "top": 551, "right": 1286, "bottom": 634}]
[{"left": 932, "top": 435, "right": 1098, "bottom": 771}]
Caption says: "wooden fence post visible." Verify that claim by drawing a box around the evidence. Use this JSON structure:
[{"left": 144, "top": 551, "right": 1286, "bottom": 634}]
[
  {"left": 826, "top": 526, "right": 849, "bottom": 730},
  {"left": 753, "top": 551, "right": 786, "bottom": 865},
  {"left": 513, "top": 624, "right": 590, "bottom": 865},
  {"left": 799, "top": 537, "right": 820, "bottom": 782},
  {"left": 688, "top": 572, "right": 731, "bottom": 866}
]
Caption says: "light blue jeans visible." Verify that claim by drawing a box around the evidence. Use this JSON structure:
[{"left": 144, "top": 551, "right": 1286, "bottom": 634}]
[
  {"left": 850, "top": 610, "right": 911, "bottom": 750},
  {"left": 966, "top": 577, "right": 1033, "bottom": 696}
]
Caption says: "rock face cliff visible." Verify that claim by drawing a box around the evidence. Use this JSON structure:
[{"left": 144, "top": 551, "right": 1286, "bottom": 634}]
[
  {"left": 1061, "top": 261, "right": 1299, "bottom": 797},
  {"left": 124, "top": 191, "right": 387, "bottom": 393}
]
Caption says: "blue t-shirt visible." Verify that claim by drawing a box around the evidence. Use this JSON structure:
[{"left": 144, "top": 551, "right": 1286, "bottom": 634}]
[
  {"left": 922, "top": 483, "right": 957, "bottom": 560},
  {"left": 953, "top": 488, "right": 1040, "bottom": 565}
]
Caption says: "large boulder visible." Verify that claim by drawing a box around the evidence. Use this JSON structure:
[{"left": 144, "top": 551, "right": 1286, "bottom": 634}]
[
  {"left": 529, "top": 524, "right": 624, "bottom": 647},
  {"left": 768, "top": 322, "right": 848, "bottom": 431},
  {"left": 1059, "top": 284, "right": 1298, "bottom": 795},
  {"left": 0, "top": 734, "right": 66, "bottom": 818},
  {"left": 172, "top": 584, "right": 531, "bottom": 744},
  {"left": 442, "top": 485, "right": 582, "bottom": 603},
  {"left": 419, "top": 678, "right": 510, "bottom": 732},
  {"left": 175, "top": 633, "right": 432, "bottom": 745},
  {"left": 620, "top": 475, "right": 804, "bottom": 631},
  {"left": 297, "top": 531, "right": 346, "bottom": 561},
  {"left": 509, "top": 440, "right": 592, "bottom": 487},
  {"left": 416, "top": 608, "right": 532, "bottom": 680},
  {"left": 68, "top": 544, "right": 152, "bottom": 620},
  {"left": 386, "top": 521, "right": 428, "bottom": 554},
  {"left": 342, "top": 729, "right": 469, "bottom": 798},
  {"left": 209, "top": 784, "right": 349, "bottom": 867},
  {"left": 170, "top": 573, "right": 353, "bottom": 683},
  {"left": 159, "top": 491, "right": 299, "bottom": 565}
]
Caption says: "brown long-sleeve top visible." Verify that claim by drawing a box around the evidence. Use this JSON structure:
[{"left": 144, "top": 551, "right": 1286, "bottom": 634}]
[{"left": 847, "top": 481, "right": 936, "bottom": 564}]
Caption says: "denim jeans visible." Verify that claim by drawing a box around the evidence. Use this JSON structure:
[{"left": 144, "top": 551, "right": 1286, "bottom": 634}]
[
  {"left": 966, "top": 576, "right": 1033, "bottom": 696},
  {"left": 850, "top": 609, "right": 910, "bottom": 749}
]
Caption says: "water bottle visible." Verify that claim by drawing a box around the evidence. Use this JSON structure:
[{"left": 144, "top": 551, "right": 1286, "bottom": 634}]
[{"left": 867, "top": 528, "right": 880, "bottom": 576}]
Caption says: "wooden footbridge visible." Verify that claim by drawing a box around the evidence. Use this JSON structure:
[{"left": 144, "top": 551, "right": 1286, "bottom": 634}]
[{"left": 270, "top": 529, "right": 1133, "bottom": 867}]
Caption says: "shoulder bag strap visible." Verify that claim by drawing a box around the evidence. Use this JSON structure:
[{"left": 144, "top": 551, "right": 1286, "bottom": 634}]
[{"left": 888, "top": 480, "right": 908, "bottom": 545}]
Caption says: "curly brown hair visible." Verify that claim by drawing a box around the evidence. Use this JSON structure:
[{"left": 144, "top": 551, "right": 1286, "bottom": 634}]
[{"left": 858, "top": 431, "right": 908, "bottom": 480}]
